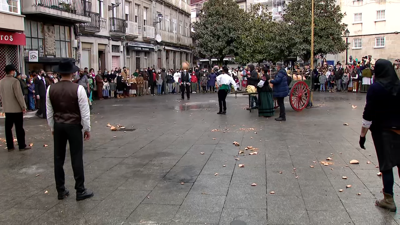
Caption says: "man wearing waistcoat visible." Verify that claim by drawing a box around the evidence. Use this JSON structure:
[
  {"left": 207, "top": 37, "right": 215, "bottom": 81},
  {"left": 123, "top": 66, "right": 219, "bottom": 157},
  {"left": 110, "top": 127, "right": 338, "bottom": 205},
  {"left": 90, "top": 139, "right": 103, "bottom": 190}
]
[
  {"left": 180, "top": 61, "right": 191, "bottom": 100},
  {"left": 46, "top": 59, "right": 93, "bottom": 201}
]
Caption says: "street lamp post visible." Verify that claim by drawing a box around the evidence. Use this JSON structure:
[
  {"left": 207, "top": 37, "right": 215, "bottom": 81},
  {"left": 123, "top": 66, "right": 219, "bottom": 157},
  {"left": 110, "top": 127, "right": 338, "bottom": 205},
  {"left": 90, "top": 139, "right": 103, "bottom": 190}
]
[{"left": 345, "top": 29, "right": 350, "bottom": 65}]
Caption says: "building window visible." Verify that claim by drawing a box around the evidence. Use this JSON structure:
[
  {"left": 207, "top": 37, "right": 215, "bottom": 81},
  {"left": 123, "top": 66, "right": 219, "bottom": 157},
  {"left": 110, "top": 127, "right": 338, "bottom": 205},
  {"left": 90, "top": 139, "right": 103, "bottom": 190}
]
[
  {"left": 165, "top": 15, "right": 170, "bottom": 32},
  {"left": 179, "top": 20, "right": 183, "bottom": 35},
  {"left": 143, "top": 7, "right": 147, "bottom": 26},
  {"left": 157, "top": 11, "right": 162, "bottom": 30},
  {"left": 376, "top": 10, "right": 385, "bottom": 20},
  {"left": 134, "top": 4, "right": 139, "bottom": 23},
  {"left": 172, "top": 19, "right": 177, "bottom": 33},
  {"left": 98, "top": 0, "right": 104, "bottom": 18},
  {"left": 375, "top": 36, "right": 385, "bottom": 48},
  {"left": 125, "top": 2, "right": 130, "bottom": 21},
  {"left": 112, "top": 45, "right": 120, "bottom": 53},
  {"left": 353, "top": 38, "right": 362, "bottom": 48},
  {"left": 185, "top": 22, "right": 189, "bottom": 36},
  {"left": 0, "top": 0, "right": 19, "bottom": 14},
  {"left": 354, "top": 13, "right": 362, "bottom": 23},
  {"left": 25, "top": 21, "right": 44, "bottom": 55},
  {"left": 55, "top": 25, "right": 71, "bottom": 58}
]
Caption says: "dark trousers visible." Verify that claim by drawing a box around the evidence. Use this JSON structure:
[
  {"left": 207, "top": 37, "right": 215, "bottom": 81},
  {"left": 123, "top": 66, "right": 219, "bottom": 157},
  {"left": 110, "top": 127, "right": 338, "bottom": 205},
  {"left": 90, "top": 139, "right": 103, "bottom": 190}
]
[
  {"left": 150, "top": 81, "right": 155, "bottom": 95},
  {"left": 36, "top": 96, "right": 46, "bottom": 118},
  {"left": 218, "top": 89, "right": 228, "bottom": 112},
  {"left": 5, "top": 113, "right": 26, "bottom": 149},
  {"left": 54, "top": 122, "right": 85, "bottom": 193},
  {"left": 277, "top": 97, "right": 286, "bottom": 118},
  {"left": 180, "top": 84, "right": 190, "bottom": 99}
]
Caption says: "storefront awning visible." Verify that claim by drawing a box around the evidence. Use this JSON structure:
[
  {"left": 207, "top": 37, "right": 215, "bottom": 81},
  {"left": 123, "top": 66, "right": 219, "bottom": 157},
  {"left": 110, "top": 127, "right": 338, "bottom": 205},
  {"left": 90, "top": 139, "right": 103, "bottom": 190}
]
[
  {"left": 165, "top": 46, "right": 192, "bottom": 53},
  {"left": 127, "top": 42, "right": 155, "bottom": 49},
  {"left": 0, "top": 31, "right": 25, "bottom": 46}
]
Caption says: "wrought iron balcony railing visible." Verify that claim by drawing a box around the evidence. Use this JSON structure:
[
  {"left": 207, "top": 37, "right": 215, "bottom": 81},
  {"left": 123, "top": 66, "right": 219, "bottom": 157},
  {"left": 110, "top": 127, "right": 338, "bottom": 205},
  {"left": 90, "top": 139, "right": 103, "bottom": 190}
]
[
  {"left": 109, "top": 17, "right": 126, "bottom": 34},
  {"left": 79, "top": 12, "right": 100, "bottom": 33}
]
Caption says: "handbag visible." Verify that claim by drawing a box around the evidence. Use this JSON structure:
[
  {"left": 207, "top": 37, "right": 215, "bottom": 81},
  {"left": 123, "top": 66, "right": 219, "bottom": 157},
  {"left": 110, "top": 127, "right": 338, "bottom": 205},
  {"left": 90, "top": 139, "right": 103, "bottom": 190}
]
[{"left": 257, "top": 80, "right": 265, "bottom": 88}]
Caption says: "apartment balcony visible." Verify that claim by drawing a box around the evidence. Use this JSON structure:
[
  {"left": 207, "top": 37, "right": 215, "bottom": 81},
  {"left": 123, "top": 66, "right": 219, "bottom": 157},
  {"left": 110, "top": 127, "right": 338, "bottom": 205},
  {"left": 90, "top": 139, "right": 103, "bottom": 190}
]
[
  {"left": 160, "top": 31, "right": 191, "bottom": 46},
  {"left": 109, "top": 17, "right": 126, "bottom": 37},
  {"left": 164, "top": 0, "right": 190, "bottom": 14},
  {"left": 177, "top": 34, "right": 192, "bottom": 46},
  {"left": 143, "top": 26, "right": 155, "bottom": 39},
  {"left": 21, "top": 0, "right": 91, "bottom": 23},
  {"left": 126, "top": 21, "right": 139, "bottom": 38},
  {"left": 79, "top": 12, "right": 100, "bottom": 34}
]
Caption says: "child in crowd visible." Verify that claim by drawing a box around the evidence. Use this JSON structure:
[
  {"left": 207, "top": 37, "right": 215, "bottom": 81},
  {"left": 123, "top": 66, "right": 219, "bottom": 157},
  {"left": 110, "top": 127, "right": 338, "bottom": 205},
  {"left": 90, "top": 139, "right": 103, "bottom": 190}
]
[
  {"left": 319, "top": 71, "right": 327, "bottom": 92},
  {"left": 27, "top": 78, "right": 35, "bottom": 110},
  {"left": 103, "top": 79, "right": 110, "bottom": 99},
  {"left": 137, "top": 74, "right": 144, "bottom": 96},
  {"left": 201, "top": 74, "right": 208, "bottom": 93},
  {"left": 342, "top": 69, "right": 350, "bottom": 92},
  {"left": 116, "top": 73, "right": 124, "bottom": 98},
  {"left": 110, "top": 79, "right": 116, "bottom": 98},
  {"left": 156, "top": 73, "right": 163, "bottom": 95}
]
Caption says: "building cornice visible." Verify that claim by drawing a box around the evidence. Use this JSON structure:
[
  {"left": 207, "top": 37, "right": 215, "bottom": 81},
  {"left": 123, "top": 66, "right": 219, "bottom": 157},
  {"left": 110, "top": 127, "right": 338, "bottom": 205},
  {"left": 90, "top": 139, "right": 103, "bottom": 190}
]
[{"left": 156, "top": 0, "right": 191, "bottom": 17}]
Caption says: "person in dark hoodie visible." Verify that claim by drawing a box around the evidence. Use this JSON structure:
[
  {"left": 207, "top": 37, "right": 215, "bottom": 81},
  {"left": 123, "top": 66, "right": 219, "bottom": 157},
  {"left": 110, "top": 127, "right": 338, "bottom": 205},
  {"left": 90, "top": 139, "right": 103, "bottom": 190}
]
[{"left": 359, "top": 59, "right": 400, "bottom": 212}]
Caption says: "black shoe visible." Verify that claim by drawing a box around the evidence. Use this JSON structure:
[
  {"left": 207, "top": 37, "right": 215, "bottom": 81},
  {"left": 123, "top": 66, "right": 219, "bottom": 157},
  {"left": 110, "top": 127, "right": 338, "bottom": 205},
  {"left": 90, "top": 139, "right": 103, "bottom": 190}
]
[
  {"left": 187, "top": 98, "right": 190, "bottom": 100},
  {"left": 275, "top": 117, "right": 286, "bottom": 121},
  {"left": 222, "top": 111, "right": 226, "bottom": 115},
  {"left": 58, "top": 189, "right": 70, "bottom": 200},
  {"left": 19, "top": 146, "right": 32, "bottom": 151},
  {"left": 7, "top": 147, "right": 15, "bottom": 152},
  {"left": 217, "top": 111, "right": 223, "bottom": 114},
  {"left": 76, "top": 189, "right": 94, "bottom": 201}
]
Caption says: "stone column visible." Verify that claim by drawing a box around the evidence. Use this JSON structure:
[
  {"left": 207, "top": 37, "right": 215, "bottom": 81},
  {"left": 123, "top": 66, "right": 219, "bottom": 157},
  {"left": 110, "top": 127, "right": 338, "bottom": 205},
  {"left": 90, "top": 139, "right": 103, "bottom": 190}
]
[{"left": 161, "top": 49, "right": 166, "bottom": 69}]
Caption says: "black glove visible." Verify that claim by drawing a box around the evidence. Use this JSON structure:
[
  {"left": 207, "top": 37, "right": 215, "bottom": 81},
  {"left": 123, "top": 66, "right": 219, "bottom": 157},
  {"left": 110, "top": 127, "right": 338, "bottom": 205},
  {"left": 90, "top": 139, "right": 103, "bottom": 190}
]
[{"left": 359, "top": 136, "right": 366, "bottom": 149}]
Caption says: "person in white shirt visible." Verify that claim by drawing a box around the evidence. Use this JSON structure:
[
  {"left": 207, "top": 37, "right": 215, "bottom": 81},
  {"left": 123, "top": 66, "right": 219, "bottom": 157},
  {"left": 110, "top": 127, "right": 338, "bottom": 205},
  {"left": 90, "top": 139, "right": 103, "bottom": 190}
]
[
  {"left": 173, "top": 70, "right": 181, "bottom": 93},
  {"left": 46, "top": 59, "right": 93, "bottom": 201},
  {"left": 216, "top": 66, "right": 237, "bottom": 114}
]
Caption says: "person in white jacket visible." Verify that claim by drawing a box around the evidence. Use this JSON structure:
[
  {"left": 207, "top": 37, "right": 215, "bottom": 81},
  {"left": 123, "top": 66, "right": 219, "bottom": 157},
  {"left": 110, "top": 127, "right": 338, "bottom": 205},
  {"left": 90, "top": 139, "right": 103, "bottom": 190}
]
[{"left": 173, "top": 70, "right": 181, "bottom": 93}]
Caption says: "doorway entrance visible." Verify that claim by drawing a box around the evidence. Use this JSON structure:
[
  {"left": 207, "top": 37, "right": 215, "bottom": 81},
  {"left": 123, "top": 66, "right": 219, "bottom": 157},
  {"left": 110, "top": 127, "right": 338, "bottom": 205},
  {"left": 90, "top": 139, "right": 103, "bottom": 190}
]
[
  {"left": 99, "top": 51, "right": 105, "bottom": 72},
  {"left": 136, "top": 57, "right": 140, "bottom": 70}
]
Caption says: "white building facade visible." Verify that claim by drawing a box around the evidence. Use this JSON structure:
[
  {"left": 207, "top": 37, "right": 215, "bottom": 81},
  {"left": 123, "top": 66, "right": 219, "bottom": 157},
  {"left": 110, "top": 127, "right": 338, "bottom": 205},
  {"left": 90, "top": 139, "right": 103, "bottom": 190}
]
[{"left": 339, "top": 0, "right": 400, "bottom": 63}]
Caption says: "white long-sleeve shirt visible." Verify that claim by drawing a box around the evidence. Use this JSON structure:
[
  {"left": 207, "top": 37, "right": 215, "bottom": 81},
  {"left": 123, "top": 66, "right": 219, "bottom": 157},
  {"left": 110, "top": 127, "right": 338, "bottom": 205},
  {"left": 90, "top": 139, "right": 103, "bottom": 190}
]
[
  {"left": 216, "top": 73, "right": 237, "bottom": 90},
  {"left": 46, "top": 85, "right": 91, "bottom": 132},
  {"left": 173, "top": 72, "right": 181, "bottom": 83}
]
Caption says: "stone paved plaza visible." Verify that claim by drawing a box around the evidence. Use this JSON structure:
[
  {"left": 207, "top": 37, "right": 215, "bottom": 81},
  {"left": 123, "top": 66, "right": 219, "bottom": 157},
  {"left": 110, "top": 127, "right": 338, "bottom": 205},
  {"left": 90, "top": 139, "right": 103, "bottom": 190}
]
[{"left": 1, "top": 92, "right": 400, "bottom": 225}]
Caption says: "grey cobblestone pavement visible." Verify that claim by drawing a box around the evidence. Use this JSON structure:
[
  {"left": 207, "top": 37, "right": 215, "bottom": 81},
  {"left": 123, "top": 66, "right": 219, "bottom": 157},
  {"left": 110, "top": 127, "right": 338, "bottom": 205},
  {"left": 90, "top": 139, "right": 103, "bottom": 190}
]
[{"left": 0, "top": 92, "right": 399, "bottom": 225}]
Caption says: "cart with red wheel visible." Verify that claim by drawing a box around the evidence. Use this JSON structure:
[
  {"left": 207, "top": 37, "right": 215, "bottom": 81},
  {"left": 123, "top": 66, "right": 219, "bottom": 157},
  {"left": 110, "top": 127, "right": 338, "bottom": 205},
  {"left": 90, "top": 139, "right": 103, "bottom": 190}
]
[{"left": 288, "top": 76, "right": 311, "bottom": 112}]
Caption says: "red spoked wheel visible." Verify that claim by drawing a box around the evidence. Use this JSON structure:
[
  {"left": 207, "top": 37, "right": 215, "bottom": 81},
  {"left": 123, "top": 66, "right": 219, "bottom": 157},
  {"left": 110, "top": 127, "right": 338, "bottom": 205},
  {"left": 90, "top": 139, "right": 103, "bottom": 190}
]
[{"left": 289, "top": 81, "right": 310, "bottom": 112}]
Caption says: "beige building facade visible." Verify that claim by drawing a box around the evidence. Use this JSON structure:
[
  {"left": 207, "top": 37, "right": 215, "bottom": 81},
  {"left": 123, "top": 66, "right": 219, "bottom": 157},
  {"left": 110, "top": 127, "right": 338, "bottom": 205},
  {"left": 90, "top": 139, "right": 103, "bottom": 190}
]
[
  {"left": 339, "top": 0, "right": 400, "bottom": 63},
  {"left": 78, "top": 0, "right": 192, "bottom": 72},
  {"left": 21, "top": 0, "right": 91, "bottom": 73},
  {"left": 0, "top": 0, "right": 25, "bottom": 80}
]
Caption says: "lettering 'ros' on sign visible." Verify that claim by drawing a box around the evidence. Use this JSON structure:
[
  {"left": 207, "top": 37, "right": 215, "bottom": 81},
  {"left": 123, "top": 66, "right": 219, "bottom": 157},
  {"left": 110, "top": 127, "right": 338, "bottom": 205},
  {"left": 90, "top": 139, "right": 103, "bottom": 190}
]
[{"left": 0, "top": 31, "right": 25, "bottom": 46}]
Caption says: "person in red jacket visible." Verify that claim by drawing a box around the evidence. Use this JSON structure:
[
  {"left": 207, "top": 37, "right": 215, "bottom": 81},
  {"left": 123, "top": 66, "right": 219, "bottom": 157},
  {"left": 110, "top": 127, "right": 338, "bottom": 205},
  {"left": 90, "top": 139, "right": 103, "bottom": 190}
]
[{"left": 191, "top": 72, "right": 198, "bottom": 93}]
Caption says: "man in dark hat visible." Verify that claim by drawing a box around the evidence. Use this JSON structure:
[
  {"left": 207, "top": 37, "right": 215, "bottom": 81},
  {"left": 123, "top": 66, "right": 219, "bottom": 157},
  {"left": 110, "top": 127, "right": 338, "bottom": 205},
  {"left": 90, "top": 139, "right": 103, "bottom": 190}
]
[
  {"left": 0, "top": 65, "right": 31, "bottom": 152},
  {"left": 46, "top": 59, "right": 93, "bottom": 201}
]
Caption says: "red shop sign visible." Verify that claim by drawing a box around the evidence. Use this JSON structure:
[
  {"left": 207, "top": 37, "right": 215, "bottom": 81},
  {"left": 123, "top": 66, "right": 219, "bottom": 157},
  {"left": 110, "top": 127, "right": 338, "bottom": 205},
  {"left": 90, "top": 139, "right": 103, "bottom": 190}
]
[{"left": 0, "top": 31, "right": 26, "bottom": 46}]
